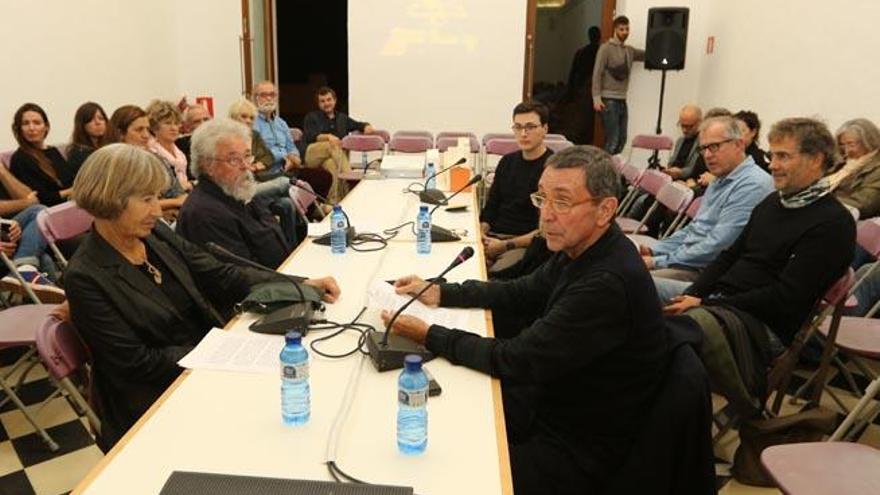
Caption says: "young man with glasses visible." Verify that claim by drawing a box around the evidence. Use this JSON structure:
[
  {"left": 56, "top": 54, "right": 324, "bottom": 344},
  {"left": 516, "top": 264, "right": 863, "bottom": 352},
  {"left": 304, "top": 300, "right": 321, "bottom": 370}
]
[
  {"left": 481, "top": 101, "right": 553, "bottom": 273},
  {"left": 384, "top": 145, "right": 669, "bottom": 494},
  {"left": 177, "top": 118, "right": 298, "bottom": 269},
  {"left": 664, "top": 118, "right": 855, "bottom": 417},
  {"left": 642, "top": 116, "right": 773, "bottom": 288}
]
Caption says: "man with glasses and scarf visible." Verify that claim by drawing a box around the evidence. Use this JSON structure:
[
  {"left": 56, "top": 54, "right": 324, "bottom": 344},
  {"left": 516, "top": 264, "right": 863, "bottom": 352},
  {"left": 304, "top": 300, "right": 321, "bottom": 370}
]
[
  {"left": 664, "top": 117, "right": 855, "bottom": 417},
  {"left": 481, "top": 101, "right": 553, "bottom": 273},
  {"left": 383, "top": 146, "right": 669, "bottom": 494}
]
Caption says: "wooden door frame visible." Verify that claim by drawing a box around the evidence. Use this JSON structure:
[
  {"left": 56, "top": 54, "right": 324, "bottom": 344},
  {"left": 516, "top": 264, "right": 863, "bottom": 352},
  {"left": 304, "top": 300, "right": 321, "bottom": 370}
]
[{"left": 240, "top": 0, "right": 278, "bottom": 97}]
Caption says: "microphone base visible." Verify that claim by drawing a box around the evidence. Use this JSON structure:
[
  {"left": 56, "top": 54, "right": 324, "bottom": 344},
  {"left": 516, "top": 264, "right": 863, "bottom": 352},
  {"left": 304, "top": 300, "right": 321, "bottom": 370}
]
[
  {"left": 431, "top": 224, "right": 460, "bottom": 242},
  {"left": 313, "top": 227, "right": 357, "bottom": 246},
  {"left": 249, "top": 302, "right": 315, "bottom": 336},
  {"left": 419, "top": 189, "right": 447, "bottom": 205},
  {"left": 366, "top": 331, "right": 434, "bottom": 372}
]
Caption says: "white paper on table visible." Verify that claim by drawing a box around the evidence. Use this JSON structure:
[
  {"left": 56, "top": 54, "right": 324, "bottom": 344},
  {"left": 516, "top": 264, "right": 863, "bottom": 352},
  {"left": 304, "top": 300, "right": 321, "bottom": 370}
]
[
  {"left": 366, "top": 280, "right": 469, "bottom": 329},
  {"left": 178, "top": 328, "right": 283, "bottom": 374}
]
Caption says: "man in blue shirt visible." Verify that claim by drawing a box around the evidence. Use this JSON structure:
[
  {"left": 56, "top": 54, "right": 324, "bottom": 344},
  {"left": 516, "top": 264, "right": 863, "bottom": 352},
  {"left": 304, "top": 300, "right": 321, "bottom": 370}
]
[
  {"left": 251, "top": 81, "right": 301, "bottom": 174},
  {"left": 638, "top": 116, "right": 773, "bottom": 303}
]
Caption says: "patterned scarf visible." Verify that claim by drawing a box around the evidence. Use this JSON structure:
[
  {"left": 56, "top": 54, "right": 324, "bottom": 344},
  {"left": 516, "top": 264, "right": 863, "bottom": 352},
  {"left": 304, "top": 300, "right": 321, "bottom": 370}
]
[{"left": 779, "top": 177, "right": 831, "bottom": 209}]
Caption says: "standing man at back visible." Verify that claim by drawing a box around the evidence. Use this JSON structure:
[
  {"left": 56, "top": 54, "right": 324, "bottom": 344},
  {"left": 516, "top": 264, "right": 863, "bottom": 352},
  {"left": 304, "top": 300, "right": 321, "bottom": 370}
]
[
  {"left": 592, "top": 15, "right": 645, "bottom": 154},
  {"left": 252, "top": 80, "right": 301, "bottom": 176}
]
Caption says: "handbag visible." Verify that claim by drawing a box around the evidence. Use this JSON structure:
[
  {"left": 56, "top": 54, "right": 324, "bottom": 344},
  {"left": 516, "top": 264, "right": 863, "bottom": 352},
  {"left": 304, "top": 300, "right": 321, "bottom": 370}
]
[
  {"left": 234, "top": 281, "right": 322, "bottom": 315},
  {"left": 731, "top": 405, "right": 837, "bottom": 486}
]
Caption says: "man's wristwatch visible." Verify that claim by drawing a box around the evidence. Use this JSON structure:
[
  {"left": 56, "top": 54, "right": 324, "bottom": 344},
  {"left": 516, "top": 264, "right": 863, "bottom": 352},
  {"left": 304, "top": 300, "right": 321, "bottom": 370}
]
[{"left": 505, "top": 240, "right": 517, "bottom": 251}]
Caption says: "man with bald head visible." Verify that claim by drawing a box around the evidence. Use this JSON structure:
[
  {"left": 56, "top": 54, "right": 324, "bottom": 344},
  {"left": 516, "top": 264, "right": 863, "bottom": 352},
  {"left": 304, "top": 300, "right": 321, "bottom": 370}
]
[
  {"left": 641, "top": 116, "right": 773, "bottom": 288},
  {"left": 664, "top": 104, "right": 704, "bottom": 180},
  {"left": 252, "top": 80, "right": 302, "bottom": 175}
]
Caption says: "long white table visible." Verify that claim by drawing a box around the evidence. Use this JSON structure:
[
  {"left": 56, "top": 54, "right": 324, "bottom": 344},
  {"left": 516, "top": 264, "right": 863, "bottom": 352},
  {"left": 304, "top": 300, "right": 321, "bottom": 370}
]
[{"left": 74, "top": 179, "right": 510, "bottom": 494}]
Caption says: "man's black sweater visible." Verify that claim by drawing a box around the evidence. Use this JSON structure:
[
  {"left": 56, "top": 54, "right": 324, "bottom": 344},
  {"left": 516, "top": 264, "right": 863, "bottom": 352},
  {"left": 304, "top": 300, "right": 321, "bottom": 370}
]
[
  {"left": 686, "top": 192, "right": 855, "bottom": 344},
  {"left": 480, "top": 149, "right": 552, "bottom": 235},
  {"left": 426, "top": 224, "right": 668, "bottom": 486}
]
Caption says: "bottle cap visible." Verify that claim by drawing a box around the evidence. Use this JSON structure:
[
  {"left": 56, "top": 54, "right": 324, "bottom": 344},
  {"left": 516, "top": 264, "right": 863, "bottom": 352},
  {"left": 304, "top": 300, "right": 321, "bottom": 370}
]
[
  {"left": 404, "top": 354, "right": 423, "bottom": 371},
  {"left": 332, "top": 205, "right": 342, "bottom": 212},
  {"left": 419, "top": 205, "right": 428, "bottom": 212},
  {"left": 285, "top": 331, "right": 302, "bottom": 345}
]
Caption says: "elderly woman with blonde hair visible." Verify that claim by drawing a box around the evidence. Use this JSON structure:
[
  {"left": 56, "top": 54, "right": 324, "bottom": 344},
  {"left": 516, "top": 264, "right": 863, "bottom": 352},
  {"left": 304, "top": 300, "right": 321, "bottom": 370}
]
[
  {"left": 831, "top": 118, "right": 880, "bottom": 219},
  {"left": 65, "top": 143, "right": 339, "bottom": 451}
]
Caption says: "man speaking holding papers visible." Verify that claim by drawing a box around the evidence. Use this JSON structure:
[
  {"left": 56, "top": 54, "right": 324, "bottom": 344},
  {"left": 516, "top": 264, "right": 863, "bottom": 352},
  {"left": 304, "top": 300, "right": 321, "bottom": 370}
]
[{"left": 382, "top": 146, "right": 668, "bottom": 495}]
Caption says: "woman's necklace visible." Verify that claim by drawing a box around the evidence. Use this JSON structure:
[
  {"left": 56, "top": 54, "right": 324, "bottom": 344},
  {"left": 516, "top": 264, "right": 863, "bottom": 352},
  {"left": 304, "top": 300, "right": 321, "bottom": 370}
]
[{"left": 142, "top": 258, "right": 163, "bottom": 285}]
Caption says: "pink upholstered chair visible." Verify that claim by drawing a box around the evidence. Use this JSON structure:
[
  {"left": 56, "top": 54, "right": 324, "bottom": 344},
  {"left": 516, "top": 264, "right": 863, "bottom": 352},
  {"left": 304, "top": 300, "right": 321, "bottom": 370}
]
[
  {"left": 36, "top": 201, "right": 94, "bottom": 269},
  {"left": 389, "top": 135, "right": 432, "bottom": 154},
  {"left": 616, "top": 169, "right": 672, "bottom": 233},
  {"left": 761, "top": 442, "right": 880, "bottom": 494}
]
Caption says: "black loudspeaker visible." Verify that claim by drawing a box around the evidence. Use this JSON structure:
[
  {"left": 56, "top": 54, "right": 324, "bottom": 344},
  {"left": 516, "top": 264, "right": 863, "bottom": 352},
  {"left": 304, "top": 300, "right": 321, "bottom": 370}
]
[{"left": 645, "top": 7, "right": 689, "bottom": 70}]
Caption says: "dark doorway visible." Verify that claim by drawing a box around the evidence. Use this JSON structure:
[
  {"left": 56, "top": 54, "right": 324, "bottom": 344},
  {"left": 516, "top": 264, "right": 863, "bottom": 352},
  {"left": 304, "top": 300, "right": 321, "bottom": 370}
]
[{"left": 276, "top": 0, "right": 348, "bottom": 128}]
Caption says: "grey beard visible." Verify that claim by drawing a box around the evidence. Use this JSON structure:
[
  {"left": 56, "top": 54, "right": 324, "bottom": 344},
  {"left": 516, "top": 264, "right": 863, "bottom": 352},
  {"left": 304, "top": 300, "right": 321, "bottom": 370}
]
[
  {"left": 257, "top": 101, "right": 277, "bottom": 114},
  {"left": 218, "top": 171, "right": 257, "bottom": 203}
]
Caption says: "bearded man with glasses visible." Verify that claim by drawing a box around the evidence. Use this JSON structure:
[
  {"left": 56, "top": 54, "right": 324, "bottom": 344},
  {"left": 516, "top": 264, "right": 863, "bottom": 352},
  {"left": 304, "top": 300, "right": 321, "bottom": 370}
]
[{"left": 384, "top": 145, "right": 670, "bottom": 494}]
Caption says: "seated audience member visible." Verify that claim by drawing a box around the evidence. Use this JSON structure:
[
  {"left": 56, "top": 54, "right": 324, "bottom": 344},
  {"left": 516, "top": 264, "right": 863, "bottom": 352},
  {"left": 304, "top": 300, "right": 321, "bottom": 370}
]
[
  {"left": 251, "top": 80, "right": 301, "bottom": 175},
  {"left": 664, "top": 118, "right": 855, "bottom": 416},
  {"left": 385, "top": 146, "right": 668, "bottom": 494},
  {"left": 481, "top": 102, "right": 553, "bottom": 272},
  {"left": 229, "top": 98, "right": 275, "bottom": 172},
  {"left": 302, "top": 86, "right": 375, "bottom": 203},
  {"left": 146, "top": 100, "right": 193, "bottom": 192},
  {"left": 9, "top": 103, "right": 77, "bottom": 207},
  {"left": 830, "top": 118, "right": 880, "bottom": 219},
  {"left": 67, "top": 102, "right": 111, "bottom": 172},
  {"left": 176, "top": 103, "right": 211, "bottom": 166},
  {"left": 663, "top": 104, "right": 705, "bottom": 181},
  {"left": 177, "top": 119, "right": 297, "bottom": 267},
  {"left": 641, "top": 116, "right": 773, "bottom": 283},
  {"left": 735, "top": 110, "right": 769, "bottom": 172},
  {"left": 65, "top": 143, "right": 339, "bottom": 450},
  {"left": 110, "top": 105, "right": 187, "bottom": 219},
  {"left": 0, "top": 207, "right": 62, "bottom": 297}
]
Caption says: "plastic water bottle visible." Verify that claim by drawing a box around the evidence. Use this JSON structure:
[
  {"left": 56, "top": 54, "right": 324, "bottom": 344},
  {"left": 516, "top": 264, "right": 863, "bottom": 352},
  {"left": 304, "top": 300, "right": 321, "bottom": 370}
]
[
  {"left": 397, "top": 355, "right": 428, "bottom": 454},
  {"left": 416, "top": 205, "right": 431, "bottom": 255},
  {"left": 361, "top": 151, "right": 368, "bottom": 171},
  {"left": 280, "top": 331, "right": 310, "bottom": 425},
  {"left": 330, "top": 205, "right": 347, "bottom": 255},
  {"left": 425, "top": 162, "right": 437, "bottom": 189}
]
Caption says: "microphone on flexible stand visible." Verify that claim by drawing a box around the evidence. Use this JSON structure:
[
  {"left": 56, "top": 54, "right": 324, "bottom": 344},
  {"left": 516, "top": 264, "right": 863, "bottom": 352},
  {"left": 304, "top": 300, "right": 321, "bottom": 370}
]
[
  {"left": 204, "top": 242, "right": 322, "bottom": 335},
  {"left": 366, "top": 246, "right": 475, "bottom": 371},
  {"left": 418, "top": 157, "right": 467, "bottom": 205},
  {"left": 428, "top": 174, "right": 482, "bottom": 242},
  {"left": 289, "top": 179, "right": 356, "bottom": 247}
]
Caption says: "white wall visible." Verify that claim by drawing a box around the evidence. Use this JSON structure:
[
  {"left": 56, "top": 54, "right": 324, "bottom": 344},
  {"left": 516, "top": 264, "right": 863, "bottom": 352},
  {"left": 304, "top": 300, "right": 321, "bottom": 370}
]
[
  {"left": 0, "top": 0, "right": 243, "bottom": 150},
  {"left": 348, "top": 0, "right": 527, "bottom": 139},
  {"left": 534, "top": 0, "right": 603, "bottom": 85}
]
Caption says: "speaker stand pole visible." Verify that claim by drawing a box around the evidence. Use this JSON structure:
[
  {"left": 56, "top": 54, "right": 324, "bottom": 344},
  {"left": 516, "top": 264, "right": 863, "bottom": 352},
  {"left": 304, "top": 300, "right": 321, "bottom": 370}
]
[{"left": 649, "top": 68, "right": 668, "bottom": 169}]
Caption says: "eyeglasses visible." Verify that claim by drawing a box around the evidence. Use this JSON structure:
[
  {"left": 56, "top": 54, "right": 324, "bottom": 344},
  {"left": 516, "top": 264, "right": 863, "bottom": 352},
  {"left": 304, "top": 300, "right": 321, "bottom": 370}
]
[
  {"left": 255, "top": 91, "right": 277, "bottom": 99},
  {"left": 768, "top": 150, "right": 800, "bottom": 162},
  {"left": 512, "top": 123, "right": 543, "bottom": 134},
  {"left": 698, "top": 139, "right": 734, "bottom": 154},
  {"left": 529, "top": 192, "right": 599, "bottom": 214},
  {"left": 211, "top": 154, "right": 255, "bottom": 167}
]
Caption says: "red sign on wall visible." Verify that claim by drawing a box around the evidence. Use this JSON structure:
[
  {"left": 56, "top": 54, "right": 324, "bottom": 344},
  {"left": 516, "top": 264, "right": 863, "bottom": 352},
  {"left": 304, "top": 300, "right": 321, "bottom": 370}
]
[{"left": 195, "top": 96, "right": 214, "bottom": 117}]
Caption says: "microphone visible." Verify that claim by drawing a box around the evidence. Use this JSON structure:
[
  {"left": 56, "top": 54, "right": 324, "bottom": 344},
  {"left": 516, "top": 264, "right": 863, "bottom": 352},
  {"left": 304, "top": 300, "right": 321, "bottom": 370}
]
[
  {"left": 366, "top": 246, "right": 475, "bottom": 372},
  {"left": 428, "top": 174, "right": 482, "bottom": 243},
  {"left": 204, "top": 242, "right": 321, "bottom": 336},
  {"left": 289, "top": 179, "right": 356, "bottom": 247},
  {"left": 418, "top": 157, "right": 467, "bottom": 205}
]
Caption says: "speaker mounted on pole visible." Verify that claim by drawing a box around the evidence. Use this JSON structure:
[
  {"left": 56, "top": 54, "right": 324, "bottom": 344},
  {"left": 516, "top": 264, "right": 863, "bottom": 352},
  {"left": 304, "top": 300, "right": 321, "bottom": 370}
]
[{"left": 645, "top": 7, "right": 689, "bottom": 71}]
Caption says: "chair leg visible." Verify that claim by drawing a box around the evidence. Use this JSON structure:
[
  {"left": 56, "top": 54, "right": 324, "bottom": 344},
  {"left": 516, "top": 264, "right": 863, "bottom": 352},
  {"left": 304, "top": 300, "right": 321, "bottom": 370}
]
[
  {"left": 0, "top": 378, "right": 59, "bottom": 451},
  {"left": 59, "top": 377, "right": 101, "bottom": 436},
  {"left": 830, "top": 376, "right": 880, "bottom": 441}
]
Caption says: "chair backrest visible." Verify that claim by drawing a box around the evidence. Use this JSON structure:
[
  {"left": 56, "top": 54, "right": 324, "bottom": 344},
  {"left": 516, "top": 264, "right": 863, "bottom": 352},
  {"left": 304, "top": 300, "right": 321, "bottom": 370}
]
[
  {"left": 341, "top": 134, "right": 385, "bottom": 152},
  {"left": 393, "top": 130, "right": 433, "bottom": 142},
  {"left": 485, "top": 138, "right": 520, "bottom": 156},
  {"left": 0, "top": 149, "right": 14, "bottom": 169},
  {"left": 481, "top": 132, "right": 514, "bottom": 145},
  {"left": 437, "top": 131, "right": 477, "bottom": 141},
  {"left": 631, "top": 134, "right": 674, "bottom": 151},
  {"left": 637, "top": 169, "right": 672, "bottom": 196},
  {"left": 288, "top": 180, "right": 318, "bottom": 219},
  {"left": 611, "top": 155, "right": 626, "bottom": 173},
  {"left": 823, "top": 267, "right": 856, "bottom": 306},
  {"left": 619, "top": 162, "right": 643, "bottom": 186},
  {"left": 546, "top": 140, "right": 574, "bottom": 152},
  {"left": 856, "top": 217, "right": 880, "bottom": 258},
  {"left": 36, "top": 315, "right": 91, "bottom": 382},
  {"left": 544, "top": 133, "right": 568, "bottom": 142},
  {"left": 389, "top": 135, "right": 432, "bottom": 153},
  {"left": 436, "top": 135, "right": 479, "bottom": 153},
  {"left": 655, "top": 182, "right": 694, "bottom": 213},
  {"left": 684, "top": 196, "right": 702, "bottom": 219},
  {"left": 373, "top": 129, "right": 391, "bottom": 143},
  {"left": 36, "top": 201, "right": 94, "bottom": 243},
  {"left": 290, "top": 127, "right": 303, "bottom": 143}
]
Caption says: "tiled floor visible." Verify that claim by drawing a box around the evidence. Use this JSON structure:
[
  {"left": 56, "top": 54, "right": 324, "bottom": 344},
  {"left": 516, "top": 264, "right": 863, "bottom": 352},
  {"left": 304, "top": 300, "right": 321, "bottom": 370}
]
[{"left": 0, "top": 349, "right": 878, "bottom": 494}]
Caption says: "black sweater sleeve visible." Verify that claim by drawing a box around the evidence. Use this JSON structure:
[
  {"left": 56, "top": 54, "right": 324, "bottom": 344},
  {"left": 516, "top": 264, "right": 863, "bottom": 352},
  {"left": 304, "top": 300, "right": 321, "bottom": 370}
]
[
  {"left": 10, "top": 149, "right": 67, "bottom": 206},
  {"left": 302, "top": 112, "right": 322, "bottom": 147}
]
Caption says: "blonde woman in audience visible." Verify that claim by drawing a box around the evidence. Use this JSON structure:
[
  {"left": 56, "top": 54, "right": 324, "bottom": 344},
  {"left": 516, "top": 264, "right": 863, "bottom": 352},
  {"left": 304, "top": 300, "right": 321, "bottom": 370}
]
[
  {"left": 68, "top": 101, "right": 111, "bottom": 172},
  {"left": 228, "top": 98, "right": 276, "bottom": 174},
  {"left": 831, "top": 118, "right": 880, "bottom": 219},
  {"left": 110, "top": 105, "right": 187, "bottom": 219},
  {"left": 146, "top": 100, "right": 193, "bottom": 192},
  {"left": 9, "top": 103, "right": 77, "bottom": 206}
]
